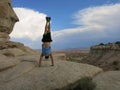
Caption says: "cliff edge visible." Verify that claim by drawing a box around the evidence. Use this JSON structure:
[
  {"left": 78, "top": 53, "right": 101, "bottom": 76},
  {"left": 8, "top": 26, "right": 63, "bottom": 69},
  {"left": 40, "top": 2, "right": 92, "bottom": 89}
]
[{"left": 82, "top": 41, "right": 120, "bottom": 71}]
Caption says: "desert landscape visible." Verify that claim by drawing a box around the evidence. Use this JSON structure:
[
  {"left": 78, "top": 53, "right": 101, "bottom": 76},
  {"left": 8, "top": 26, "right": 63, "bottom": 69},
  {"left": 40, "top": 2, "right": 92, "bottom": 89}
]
[
  {"left": 57, "top": 41, "right": 120, "bottom": 90},
  {"left": 1, "top": 41, "right": 120, "bottom": 90},
  {"left": 65, "top": 41, "right": 120, "bottom": 71},
  {"left": 0, "top": 0, "right": 120, "bottom": 90}
]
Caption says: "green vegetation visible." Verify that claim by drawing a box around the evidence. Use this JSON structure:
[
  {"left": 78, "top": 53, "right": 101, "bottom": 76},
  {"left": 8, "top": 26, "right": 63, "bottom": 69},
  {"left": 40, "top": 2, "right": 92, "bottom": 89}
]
[
  {"left": 115, "top": 41, "right": 120, "bottom": 44},
  {"left": 63, "top": 76, "right": 96, "bottom": 90},
  {"left": 98, "top": 41, "right": 120, "bottom": 46},
  {"left": 112, "top": 60, "right": 119, "bottom": 66},
  {"left": 99, "top": 43, "right": 104, "bottom": 45},
  {"left": 112, "top": 60, "right": 119, "bottom": 70}
]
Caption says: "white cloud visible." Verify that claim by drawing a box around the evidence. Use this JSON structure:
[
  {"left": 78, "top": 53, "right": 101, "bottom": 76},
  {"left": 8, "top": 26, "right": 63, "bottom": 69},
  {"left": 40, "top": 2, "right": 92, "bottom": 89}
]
[
  {"left": 73, "top": 4, "right": 120, "bottom": 29},
  {"left": 10, "top": 4, "right": 120, "bottom": 49},
  {"left": 10, "top": 8, "right": 47, "bottom": 41},
  {"left": 52, "top": 4, "right": 120, "bottom": 49}
]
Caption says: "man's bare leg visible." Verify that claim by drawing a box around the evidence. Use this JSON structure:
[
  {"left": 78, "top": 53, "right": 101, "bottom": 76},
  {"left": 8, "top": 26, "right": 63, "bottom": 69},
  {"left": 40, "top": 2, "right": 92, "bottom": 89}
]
[
  {"left": 39, "top": 55, "right": 43, "bottom": 67},
  {"left": 44, "top": 18, "right": 51, "bottom": 33},
  {"left": 50, "top": 54, "right": 54, "bottom": 66}
]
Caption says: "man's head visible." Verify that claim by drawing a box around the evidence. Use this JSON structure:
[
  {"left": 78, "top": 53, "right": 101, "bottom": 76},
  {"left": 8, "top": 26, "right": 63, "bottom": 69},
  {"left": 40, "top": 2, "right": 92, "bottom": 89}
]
[
  {"left": 46, "top": 17, "right": 51, "bottom": 22},
  {"left": 45, "top": 55, "right": 49, "bottom": 59}
]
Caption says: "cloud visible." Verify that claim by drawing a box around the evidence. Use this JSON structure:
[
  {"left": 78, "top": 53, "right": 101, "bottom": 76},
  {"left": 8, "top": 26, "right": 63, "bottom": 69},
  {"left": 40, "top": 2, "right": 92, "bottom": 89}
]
[
  {"left": 10, "top": 8, "right": 47, "bottom": 41},
  {"left": 10, "top": 4, "right": 120, "bottom": 49},
  {"left": 52, "top": 4, "right": 120, "bottom": 49},
  {"left": 74, "top": 4, "right": 120, "bottom": 28}
]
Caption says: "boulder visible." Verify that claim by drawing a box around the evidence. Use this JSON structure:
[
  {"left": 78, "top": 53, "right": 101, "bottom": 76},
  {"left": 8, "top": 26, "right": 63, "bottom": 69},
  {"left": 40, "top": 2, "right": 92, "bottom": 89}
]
[
  {"left": 93, "top": 71, "right": 120, "bottom": 90},
  {"left": 0, "top": 0, "right": 19, "bottom": 42}
]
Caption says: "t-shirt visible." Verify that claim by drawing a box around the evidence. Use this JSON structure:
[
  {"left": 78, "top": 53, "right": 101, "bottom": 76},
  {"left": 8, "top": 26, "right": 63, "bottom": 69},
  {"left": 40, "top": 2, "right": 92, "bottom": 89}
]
[{"left": 42, "top": 46, "right": 51, "bottom": 56}]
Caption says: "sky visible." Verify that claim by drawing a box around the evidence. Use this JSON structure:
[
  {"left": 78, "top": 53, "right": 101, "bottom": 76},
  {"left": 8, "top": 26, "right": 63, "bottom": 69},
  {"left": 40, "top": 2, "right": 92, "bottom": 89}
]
[{"left": 10, "top": 0, "right": 120, "bottom": 50}]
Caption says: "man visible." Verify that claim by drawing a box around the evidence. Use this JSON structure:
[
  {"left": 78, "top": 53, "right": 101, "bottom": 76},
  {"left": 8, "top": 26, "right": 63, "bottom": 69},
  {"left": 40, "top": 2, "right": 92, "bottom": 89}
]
[{"left": 39, "top": 17, "right": 54, "bottom": 67}]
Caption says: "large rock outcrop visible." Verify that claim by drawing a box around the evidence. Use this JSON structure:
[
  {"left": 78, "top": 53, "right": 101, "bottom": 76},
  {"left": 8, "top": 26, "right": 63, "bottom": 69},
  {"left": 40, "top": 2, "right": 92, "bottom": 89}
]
[
  {"left": 0, "top": 41, "right": 40, "bottom": 57},
  {"left": 0, "top": 0, "right": 19, "bottom": 42},
  {"left": 0, "top": 0, "right": 39, "bottom": 56},
  {"left": 81, "top": 42, "right": 120, "bottom": 71},
  {"left": 90, "top": 42, "right": 120, "bottom": 54},
  {"left": 0, "top": 54, "right": 103, "bottom": 90}
]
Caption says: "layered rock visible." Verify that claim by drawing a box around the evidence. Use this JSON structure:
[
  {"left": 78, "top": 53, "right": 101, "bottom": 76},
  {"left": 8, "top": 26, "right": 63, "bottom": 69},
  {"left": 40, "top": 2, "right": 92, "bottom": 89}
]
[
  {"left": 0, "top": 0, "right": 39, "bottom": 57},
  {"left": 81, "top": 42, "right": 120, "bottom": 71},
  {"left": 0, "top": 55, "right": 103, "bottom": 90},
  {"left": 0, "top": 41, "right": 40, "bottom": 57},
  {"left": 0, "top": 0, "right": 19, "bottom": 42},
  {"left": 90, "top": 42, "right": 120, "bottom": 54}
]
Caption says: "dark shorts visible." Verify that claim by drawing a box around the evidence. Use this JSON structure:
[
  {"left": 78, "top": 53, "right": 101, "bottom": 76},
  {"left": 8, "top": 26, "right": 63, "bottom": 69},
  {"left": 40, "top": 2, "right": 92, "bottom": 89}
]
[{"left": 42, "top": 32, "right": 52, "bottom": 42}]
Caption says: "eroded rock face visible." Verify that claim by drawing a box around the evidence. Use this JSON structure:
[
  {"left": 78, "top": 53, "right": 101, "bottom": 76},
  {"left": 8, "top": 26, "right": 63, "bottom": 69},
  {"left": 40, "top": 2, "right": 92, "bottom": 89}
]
[
  {"left": 0, "top": 0, "right": 40, "bottom": 56},
  {"left": 0, "top": 0, "right": 19, "bottom": 42},
  {"left": 81, "top": 42, "right": 120, "bottom": 71},
  {"left": 0, "top": 41, "right": 40, "bottom": 57},
  {"left": 90, "top": 43, "right": 120, "bottom": 54}
]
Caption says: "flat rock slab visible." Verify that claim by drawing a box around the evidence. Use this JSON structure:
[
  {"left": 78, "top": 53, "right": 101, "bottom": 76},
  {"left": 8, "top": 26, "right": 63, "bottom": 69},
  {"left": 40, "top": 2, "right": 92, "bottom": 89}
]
[
  {"left": 93, "top": 71, "right": 120, "bottom": 90},
  {"left": 0, "top": 59, "right": 102, "bottom": 90},
  {"left": 0, "top": 62, "right": 36, "bottom": 82},
  {"left": 0, "top": 55, "right": 20, "bottom": 72}
]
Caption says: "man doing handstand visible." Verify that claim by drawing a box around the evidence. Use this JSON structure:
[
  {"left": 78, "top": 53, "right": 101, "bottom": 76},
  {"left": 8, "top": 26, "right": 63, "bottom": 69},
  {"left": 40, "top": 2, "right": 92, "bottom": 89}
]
[{"left": 39, "top": 17, "right": 54, "bottom": 67}]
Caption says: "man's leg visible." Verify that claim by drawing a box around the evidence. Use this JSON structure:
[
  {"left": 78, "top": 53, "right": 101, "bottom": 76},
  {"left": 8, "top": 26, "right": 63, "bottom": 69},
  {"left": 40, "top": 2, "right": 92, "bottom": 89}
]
[
  {"left": 50, "top": 54, "right": 54, "bottom": 66},
  {"left": 44, "top": 17, "right": 51, "bottom": 34},
  {"left": 39, "top": 54, "right": 43, "bottom": 67}
]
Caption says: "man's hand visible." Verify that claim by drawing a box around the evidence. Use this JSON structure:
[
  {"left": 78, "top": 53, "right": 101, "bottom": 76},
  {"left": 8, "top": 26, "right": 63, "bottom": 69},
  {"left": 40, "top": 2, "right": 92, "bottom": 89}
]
[{"left": 46, "top": 17, "right": 51, "bottom": 22}]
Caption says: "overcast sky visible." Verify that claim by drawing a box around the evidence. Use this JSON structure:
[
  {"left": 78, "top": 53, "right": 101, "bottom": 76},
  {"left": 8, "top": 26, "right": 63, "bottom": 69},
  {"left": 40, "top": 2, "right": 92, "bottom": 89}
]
[{"left": 10, "top": 0, "right": 120, "bottom": 49}]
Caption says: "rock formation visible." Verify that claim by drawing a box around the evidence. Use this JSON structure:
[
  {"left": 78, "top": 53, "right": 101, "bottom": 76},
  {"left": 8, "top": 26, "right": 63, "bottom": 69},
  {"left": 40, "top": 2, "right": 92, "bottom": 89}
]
[
  {"left": 81, "top": 41, "right": 120, "bottom": 71},
  {"left": 90, "top": 42, "right": 120, "bottom": 54},
  {"left": 93, "top": 71, "right": 120, "bottom": 90},
  {"left": 0, "top": 54, "right": 103, "bottom": 90},
  {"left": 0, "top": 0, "right": 19, "bottom": 42},
  {"left": 0, "top": 0, "right": 39, "bottom": 56}
]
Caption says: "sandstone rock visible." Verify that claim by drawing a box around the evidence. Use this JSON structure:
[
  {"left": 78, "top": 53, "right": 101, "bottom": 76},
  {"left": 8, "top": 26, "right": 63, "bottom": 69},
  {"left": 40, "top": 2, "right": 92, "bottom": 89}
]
[
  {"left": 0, "top": 57, "right": 20, "bottom": 72},
  {"left": 0, "top": 41, "right": 24, "bottom": 50},
  {"left": 0, "top": 33, "right": 9, "bottom": 42},
  {"left": 0, "top": 54, "right": 103, "bottom": 90},
  {"left": 54, "top": 53, "right": 66, "bottom": 60},
  {"left": 93, "top": 71, "right": 120, "bottom": 90},
  {"left": 20, "top": 46, "right": 40, "bottom": 55},
  {"left": 0, "top": 41, "right": 40, "bottom": 56},
  {"left": 0, "top": 0, "right": 19, "bottom": 42},
  {"left": 90, "top": 43, "right": 120, "bottom": 54},
  {"left": 81, "top": 42, "right": 120, "bottom": 71},
  {"left": 0, "top": 48, "right": 25, "bottom": 57}
]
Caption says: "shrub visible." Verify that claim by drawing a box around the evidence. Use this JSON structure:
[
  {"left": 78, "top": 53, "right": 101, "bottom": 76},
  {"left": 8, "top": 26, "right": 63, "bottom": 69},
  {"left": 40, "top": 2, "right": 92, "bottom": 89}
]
[
  {"left": 112, "top": 61, "right": 119, "bottom": 66},
  {"left": 115, "top": 41, "right": 120, "bottom": 44},
  {"left": 99, "top": 43, "right": 104, "bottom": 45},
  {"left": 72, "top": 76, "right": 96, "bottom": 90}
]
